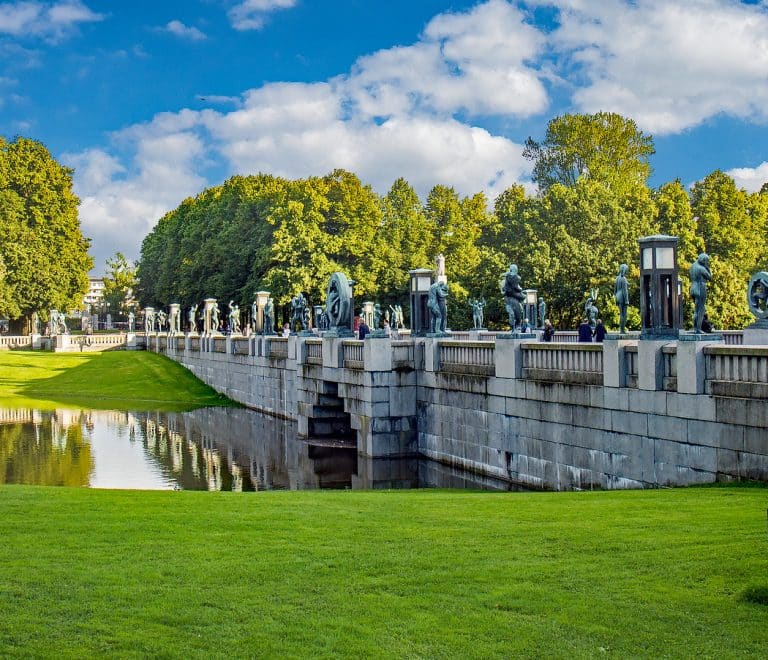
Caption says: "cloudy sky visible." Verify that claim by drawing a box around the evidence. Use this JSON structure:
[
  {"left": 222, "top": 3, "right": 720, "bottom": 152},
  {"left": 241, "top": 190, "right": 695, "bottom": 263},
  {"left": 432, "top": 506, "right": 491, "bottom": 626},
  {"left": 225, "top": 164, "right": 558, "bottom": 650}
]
[{"left": 2, "top": 0, "right": 767, "bottom": 273}]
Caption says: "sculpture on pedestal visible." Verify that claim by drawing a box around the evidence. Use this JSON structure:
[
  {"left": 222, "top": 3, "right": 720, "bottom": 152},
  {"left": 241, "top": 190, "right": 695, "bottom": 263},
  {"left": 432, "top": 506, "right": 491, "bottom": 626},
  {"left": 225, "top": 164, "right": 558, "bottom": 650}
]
[
  {"left": 210, "top": 304, "right": 220, "bottom": 332},
  {"left": 537, "top": 298, "right": 547, "bottom": 329},
  {"left": 144, "top": 309, "right": 154, "bottom": 334},
  {"left": 747, "top": 271, "right": 768, "bottom": 322},
  {"left": 469, "top": 299, "right": 485, "bottom": 330},
  {"left": 228, "top": 301, "right": 241, "bottom": 334},
  {"left": 388, "top": 304, "right": 404, "bottom": 331},
  {"left": 188, "top": 304, "right": 198, "bottom": 333},
  {"left": 690, "top": 253, "right": 711, "bottom": 333},
  {"left": 584, "top": 289, "right": 598, "bottom": 332},
  {"left": 128, "top": 311, "right": 135, "bottom": 333},
  {"left": 263, "top": 298, "right": 275, "bottom": 335},
  {"left": 427, "top": 281, "right": 449, "bottom": 334},
  {"left": 614, "top": 264, "right": 629, "bottom": 334},
  {"left": 501, "top": 264, "right": 524, "bottom": 332},
  {"left": 290, "top": 293, "right": 308, "bottom": 332},
  {"left": 325, "top": 272, "right": 355, "bottom": 333}
]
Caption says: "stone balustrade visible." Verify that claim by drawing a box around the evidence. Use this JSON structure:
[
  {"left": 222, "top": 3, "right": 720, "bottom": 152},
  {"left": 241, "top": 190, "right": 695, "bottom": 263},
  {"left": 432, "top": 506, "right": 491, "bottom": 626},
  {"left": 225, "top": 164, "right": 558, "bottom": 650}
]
[
  {"left": 305, "top": 339, "right": 323, "bottom": 364},
  {"left": 267, "top": 337, "right": 289, "bottom": 359},
  {"left": 392, "top": 340, "right": 414, "bottom": 370},
  {"left": 342, "top": 339, "right": 364, "bottom": 369},
  {"left": 0, "top": 335, "right": 33, "bottom": 350},
  {"left": 705, "top": 345, "right": 768, "bottom": 397},
  {"left": 522, "top": 342, "right": 603, "bottom": 385},
  {"left": 439, "top": 340, "right": 495, "bottom": 376}
]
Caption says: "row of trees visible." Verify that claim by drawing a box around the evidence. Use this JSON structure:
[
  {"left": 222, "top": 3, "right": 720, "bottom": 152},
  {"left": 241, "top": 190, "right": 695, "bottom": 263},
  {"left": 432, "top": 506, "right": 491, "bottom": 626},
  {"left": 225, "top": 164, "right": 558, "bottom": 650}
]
[
  {"left": 0, "top": 137, "right": 93, "bottom": 333},
  {"left": 138, "top": 113, "right": 768, "bottom": 331}
]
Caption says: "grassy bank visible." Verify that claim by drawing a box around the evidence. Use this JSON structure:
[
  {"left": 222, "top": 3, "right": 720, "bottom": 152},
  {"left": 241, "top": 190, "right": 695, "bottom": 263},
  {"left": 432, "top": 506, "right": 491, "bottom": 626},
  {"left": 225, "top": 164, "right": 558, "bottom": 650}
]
[
  {"left": 0, "top": 350, "right": 234, "bottom": 411},
  {"left": 1, "top": 485, "right": 767, "bottom": 657}
]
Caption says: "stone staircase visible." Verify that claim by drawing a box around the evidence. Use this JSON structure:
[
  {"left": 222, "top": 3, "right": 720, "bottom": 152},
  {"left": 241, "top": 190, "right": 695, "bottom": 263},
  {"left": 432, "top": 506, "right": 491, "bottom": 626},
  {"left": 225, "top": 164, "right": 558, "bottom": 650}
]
[{"left": 306, "top": 381, "right": 356, "bottom": 447}]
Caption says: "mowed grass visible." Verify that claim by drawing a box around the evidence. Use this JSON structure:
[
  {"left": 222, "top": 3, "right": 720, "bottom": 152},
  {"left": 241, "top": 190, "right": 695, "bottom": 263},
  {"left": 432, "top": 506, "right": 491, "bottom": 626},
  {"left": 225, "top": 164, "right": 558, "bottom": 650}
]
[
  {"left": 0, "top": 350, "right": 234, "bottom": 411},
  {"left": 1, "top": 485, "right": 767, "bottom": 658}
]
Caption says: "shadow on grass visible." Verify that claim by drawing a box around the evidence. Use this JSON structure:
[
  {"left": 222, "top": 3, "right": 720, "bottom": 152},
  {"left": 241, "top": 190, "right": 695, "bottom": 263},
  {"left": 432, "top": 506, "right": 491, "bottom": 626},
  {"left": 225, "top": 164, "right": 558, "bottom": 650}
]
[
  {"left": 6, "top": 350, "right": 237, "bottom": 412},
  {"left": 743, "top": 586, "right": 768, "bottom": 606}
]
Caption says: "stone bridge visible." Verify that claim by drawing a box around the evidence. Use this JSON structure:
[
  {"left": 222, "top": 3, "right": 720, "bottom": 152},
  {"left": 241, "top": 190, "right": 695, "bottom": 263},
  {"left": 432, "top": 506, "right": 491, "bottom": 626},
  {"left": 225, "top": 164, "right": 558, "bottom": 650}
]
[{"left": 143, "top": 331, "right": 768, "bottom": 491}]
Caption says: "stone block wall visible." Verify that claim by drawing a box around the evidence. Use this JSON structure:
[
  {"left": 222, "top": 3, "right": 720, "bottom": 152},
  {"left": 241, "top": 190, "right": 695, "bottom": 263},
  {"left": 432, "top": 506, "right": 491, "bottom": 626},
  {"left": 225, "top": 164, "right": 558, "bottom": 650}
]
[
  {"left": 151, "top": 333, "right": 768, "bottom": 490},
  {"left": 417, "top": 370, "right": 768, "bottom": 490}
]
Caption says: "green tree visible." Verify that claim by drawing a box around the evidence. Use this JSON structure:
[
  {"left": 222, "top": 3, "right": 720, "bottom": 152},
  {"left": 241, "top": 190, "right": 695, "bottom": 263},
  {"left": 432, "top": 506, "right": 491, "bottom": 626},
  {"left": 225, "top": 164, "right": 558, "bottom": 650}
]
[
  {"left": 377, "top": 178, "right": 433, "bottom": 309},
  {"left": 102, "top": 252, "right": 138, "bottom": 316},
  {"left": 523, "top": 112, "right": 655, "bottom": 195},
  {"left": 0, "top": 136, "right": 92, "bottom": 332},
  {"left": 691, "top": 170, "right": 764, "bottom": 328},
  {"left": 495, "top": 179, "right": 656, "bottom": 329}
]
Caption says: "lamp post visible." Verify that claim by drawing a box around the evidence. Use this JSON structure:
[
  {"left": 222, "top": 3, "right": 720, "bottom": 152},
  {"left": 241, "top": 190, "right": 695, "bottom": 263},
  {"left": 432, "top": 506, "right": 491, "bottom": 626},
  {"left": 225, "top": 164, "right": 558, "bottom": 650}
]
[
  {"left": 639, "top": 234, "right": 681, "bottom": 339},
  {"left": 523, "top": 289, "right": 538, "bottom": 327},
  {"left": 255, "top": 290, "right": 270, "bottom": 333},
  {"left": 409, "top": 268, "right": 433, "bottom": 336}
]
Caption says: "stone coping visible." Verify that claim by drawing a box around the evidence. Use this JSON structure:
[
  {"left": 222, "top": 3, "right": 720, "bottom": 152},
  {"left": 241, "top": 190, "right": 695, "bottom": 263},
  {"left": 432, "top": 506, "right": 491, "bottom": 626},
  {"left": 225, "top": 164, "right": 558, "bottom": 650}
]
[
  {"left": 437, "top": 340, "right": 495, "bottom": 348},
  {"left": 524, "top": 342, "right": 602, "bottom": 352},
  {"left": 704, "top": 345, "right": 768, "bottom": 356}
]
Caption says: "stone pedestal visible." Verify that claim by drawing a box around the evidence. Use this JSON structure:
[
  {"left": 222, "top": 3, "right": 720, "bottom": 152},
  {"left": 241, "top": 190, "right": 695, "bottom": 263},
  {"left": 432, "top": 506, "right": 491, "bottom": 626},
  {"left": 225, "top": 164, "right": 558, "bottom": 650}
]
[
  {"left": 53, "top": 334, "right": 72, "bottom": 352},
  {"left": 322, "top": 337, "right": 344, "bottom": 368},
  {"left": 637, "top": 340, "right": 667, "bottom": 391},
  {"left": 168, "top": 303, "right": 181, "bottom": 334},
  {"left": 743, "top": 325, "right": 768, "bottom": 345},
  {"left": 422, "top": 338, "right": 440, "bottom": 372},
  {"left": 495, "top": 336, "right": 530, "bottom": 379},
  {"left": 204, "top": 298, "right": 218, "bottom": 334},
  {"left": 364, "top": 336, "right": 392, "bottom": 371},
  {"left": 603, "top": 338, "right": 637, "bottom": 388},
  {"left": 677, "top": 333, "right": 724, "bottom": 394}
]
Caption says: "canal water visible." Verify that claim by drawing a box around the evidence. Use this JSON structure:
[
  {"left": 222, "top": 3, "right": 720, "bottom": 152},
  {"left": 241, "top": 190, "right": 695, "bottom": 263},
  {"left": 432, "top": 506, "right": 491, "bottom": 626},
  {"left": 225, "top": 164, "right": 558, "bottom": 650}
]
[{"left": 0, "top": 406, "right": 516, "bottom": 491}]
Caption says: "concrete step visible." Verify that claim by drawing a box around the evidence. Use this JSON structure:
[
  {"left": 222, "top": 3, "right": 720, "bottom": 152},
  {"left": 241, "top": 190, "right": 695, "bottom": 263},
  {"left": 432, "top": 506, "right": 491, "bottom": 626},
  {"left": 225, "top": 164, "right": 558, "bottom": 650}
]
[
  {"left": 311, "top": 405, "right": 348, "bottom": 419},
  {"left": 309, "top": 419, "right": 355, "bottom": 437},
  {"left": 317, "top": 393, "right": 344, "bottom": 408}
]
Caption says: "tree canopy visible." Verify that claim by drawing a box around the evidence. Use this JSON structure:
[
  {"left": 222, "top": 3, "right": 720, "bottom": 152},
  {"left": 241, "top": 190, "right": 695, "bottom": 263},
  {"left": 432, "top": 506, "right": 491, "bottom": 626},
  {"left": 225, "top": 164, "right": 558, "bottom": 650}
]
[
  {"left": 136, "top": 113, "right": 767, "bottom": 331},
  {"left": 0, "top": 136, "right": 92, "bottom": 332}
]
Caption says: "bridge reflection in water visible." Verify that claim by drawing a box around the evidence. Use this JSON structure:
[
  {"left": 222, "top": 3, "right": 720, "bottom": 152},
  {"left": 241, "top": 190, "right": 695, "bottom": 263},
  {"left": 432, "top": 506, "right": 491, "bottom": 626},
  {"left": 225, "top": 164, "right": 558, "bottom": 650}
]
[{"left": 0, "top": 407, "right": 522, "bottom": 492}]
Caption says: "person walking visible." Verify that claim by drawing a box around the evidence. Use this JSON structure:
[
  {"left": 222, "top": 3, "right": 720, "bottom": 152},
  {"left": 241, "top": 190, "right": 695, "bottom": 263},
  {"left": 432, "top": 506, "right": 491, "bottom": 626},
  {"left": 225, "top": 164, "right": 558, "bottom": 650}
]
[
  {"left": 358, "top": 319, "right": 370, "bottom": 340},
  {"left": 578, "top": 318, "right": 593, "bottom": 342},
  {"left": 594, "top": 319, "right": 606, "bottom": 343},
  {"left": 542, "top": 319, "right": 555, "bottom": 342}
]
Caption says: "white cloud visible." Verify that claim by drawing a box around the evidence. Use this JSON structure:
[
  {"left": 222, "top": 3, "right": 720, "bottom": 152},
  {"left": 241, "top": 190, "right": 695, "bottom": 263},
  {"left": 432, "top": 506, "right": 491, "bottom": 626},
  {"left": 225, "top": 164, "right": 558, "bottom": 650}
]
[
  {"left": 164, "top": 20, "right": 207, "bottom": 41},
  {"left": 65, "top": 134, "right": 207, "bottom": 270},
  {"left": 544, "top": 0, "right": 768, "bottom": 133},
  {"left": 69, "top": 1, "right": 550, "bottom": 267},
  {"left": 227, "top": 0, "right": 296, "bottom": 31},
  {"left": 0, "top": 0, "right": 103, "bottom": 41},
  {"left": 726, "top": 162, "right": 768, "bottom": 193},
  {"left": 347, "top": 0, "right": 547, "bottom": 120}
]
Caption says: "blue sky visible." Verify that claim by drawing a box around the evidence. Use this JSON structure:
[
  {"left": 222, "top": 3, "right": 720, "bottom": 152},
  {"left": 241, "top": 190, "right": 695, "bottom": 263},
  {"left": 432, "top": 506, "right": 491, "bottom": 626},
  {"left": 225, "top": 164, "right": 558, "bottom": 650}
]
[{"left": 1, "top": 0, "right": 767, "bottom": 273}]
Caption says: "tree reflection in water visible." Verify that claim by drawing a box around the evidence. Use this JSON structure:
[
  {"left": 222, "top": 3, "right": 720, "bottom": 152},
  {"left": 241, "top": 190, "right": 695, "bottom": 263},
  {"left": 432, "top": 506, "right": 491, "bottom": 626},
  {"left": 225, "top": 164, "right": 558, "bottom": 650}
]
[{"left": 0, "top": 407, "right": 524, "bottom": 492}]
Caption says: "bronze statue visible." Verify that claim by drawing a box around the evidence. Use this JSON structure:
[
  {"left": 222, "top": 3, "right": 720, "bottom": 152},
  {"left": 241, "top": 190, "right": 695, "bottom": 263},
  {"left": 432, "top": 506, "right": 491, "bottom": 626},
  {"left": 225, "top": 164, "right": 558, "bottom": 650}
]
[
  {"left": 263, "top": 298, "right": 275, "bottom": 334},
  {"left": 427, "top": 281, "right": 449, "bottom": 333},
  {"left": 614, "top": 264, "right": 629, "bottom": 334},
  {"left": 690, "top": 253, "right": 711, "bottom": 333},
  {"left": 501, "top": 264, "right": 524, "bottom": 332},
  {"left": 469, "top": 299, "right": 485, "bottom": 330}
]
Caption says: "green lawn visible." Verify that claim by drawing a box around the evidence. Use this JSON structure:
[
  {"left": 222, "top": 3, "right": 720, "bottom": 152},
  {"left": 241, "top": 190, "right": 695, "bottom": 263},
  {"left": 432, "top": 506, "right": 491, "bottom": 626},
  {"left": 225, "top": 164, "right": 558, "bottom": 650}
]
[
  {"left": 0, "top": 485, "right": 766, "bottom": 658},
  {"left": 0, "top": 350, "right": 234, "bottom": 411}
]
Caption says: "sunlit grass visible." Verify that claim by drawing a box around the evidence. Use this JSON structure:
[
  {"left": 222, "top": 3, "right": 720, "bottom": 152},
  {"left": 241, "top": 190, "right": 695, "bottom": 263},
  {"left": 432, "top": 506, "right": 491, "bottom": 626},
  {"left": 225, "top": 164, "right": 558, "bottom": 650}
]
[
  {"left": 0, "top": 485, "right": 766, "bottom": 657},
  {"left": 0, "top": 350, "right": 234, "bottom": 411}
]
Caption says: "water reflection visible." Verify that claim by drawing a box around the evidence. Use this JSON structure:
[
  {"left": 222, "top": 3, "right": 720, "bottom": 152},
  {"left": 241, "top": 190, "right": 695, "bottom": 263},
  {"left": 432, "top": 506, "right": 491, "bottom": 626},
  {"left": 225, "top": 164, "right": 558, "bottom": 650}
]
[{"left": 0, "top": 407, "right": 521, "bottom": 492}]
